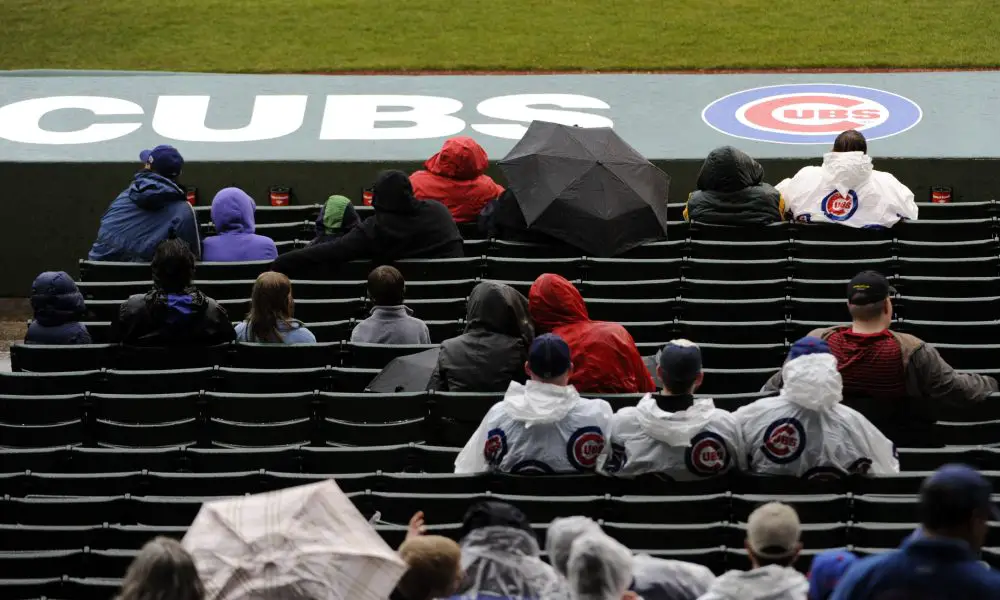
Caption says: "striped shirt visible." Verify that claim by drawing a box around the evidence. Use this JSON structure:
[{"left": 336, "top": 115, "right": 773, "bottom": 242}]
[{"left": 826, "top": 327, "right": 908, "bottom": 399}]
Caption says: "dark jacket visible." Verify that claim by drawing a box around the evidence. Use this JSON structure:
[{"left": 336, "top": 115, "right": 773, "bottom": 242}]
[
  {"left": 272, "top": 170, "right": 463, "bottom": 279},
  {"left": 25, "top": 271, "right": 92, "bottom": 345},
  {"left": 111, "top": 287, "right": 235, "bottom": 347},
  {"left": 310, "top": 194, "right": 361, "bottom": 247},
  {"left": 684, "top": 146, "right": 785, "bottom": 225},
  {"left": 428, "top": 282, "right": 534, "bottom": 392}
]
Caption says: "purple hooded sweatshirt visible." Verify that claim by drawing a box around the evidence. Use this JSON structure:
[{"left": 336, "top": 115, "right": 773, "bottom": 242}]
[{"left": 202, "top": 187, "right": 279, "bottom": 262}]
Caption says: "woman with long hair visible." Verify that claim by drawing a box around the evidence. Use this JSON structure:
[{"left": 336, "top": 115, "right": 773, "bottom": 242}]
[
  {"left": 234, "top": 272, "right": 316, "bottom": 344},
  {"left": 119, "top": 537, "right": 204, "bottom": 600}
]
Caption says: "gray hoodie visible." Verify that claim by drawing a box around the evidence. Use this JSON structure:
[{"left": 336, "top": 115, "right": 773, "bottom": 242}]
[
  {"left": 696, "top": 565, "right": 808, "bottom": 600},
  {"left": 350, "top": 305, "right": 431, "bottom": 345}
]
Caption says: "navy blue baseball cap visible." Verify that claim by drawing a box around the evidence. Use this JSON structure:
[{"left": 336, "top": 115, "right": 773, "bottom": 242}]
[
  {"left": 787, "top": 336, "right": 831, "bottom": 362},
  {"left": 808, "top": 549, "right": 858, "bottom": 600},
  {"left": 921, "top": 464, "right": 1000, "bottom": 523},
  {"left": 658, "top": 339, "right": 702, "bottom": 383},
  {"left": 140, "top": 145, "right": 184, "bottom": 179},
  {"left": 528, "top": 333, "right": 572, "bottom": 379}
]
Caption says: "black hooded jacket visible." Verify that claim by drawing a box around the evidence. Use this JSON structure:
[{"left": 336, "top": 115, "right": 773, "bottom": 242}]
[
  {"left": 428, "top": 282, "right": 534, "bottom": 392},
  {"left": 684, "top": 146, "right": 785, "bottom": 225},
  {"left": 272, "top": 170, "right": 463, "bottom": 278},
  {"left": 112, "top": 287, "right": 236, "bottom": 347}
]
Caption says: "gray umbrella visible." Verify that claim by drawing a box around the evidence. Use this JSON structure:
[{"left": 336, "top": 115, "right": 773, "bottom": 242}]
[{"left": 367, "top": 348, "right": 440, "bottom": 393}]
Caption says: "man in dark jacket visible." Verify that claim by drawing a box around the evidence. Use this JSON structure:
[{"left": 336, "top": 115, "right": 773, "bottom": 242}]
[
  {"left": 89, "top": 145, "right": 201, "bottom": 261},
  {"left": 428, "top": 281, "right": 534, "bottom": 392},
  {"left": 684, "top": 146, "right": 785, "bottom": 225},
  {"left": 25, "top": 271, "right": 92, "bottom": 345},
  {"left": 272, "top": 170, "right": 463, "bottom": 279},
  {"left": 111, "top": 238, "right": 235, "bottom": 346}
]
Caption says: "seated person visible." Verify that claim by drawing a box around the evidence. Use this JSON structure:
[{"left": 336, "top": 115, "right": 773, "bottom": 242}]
[
  {"left": 25, "top": 271, "right": 92, "bottom": 345},
  {"left": 410, "top": 136, "right": 505, "bottom": 223},
  {"left": 309, "top": 194, "right": 360, "bottom": 246},
  {"left": 234, "top": 272, "right": 316, "bottom": 344},
  {"left": 351, "top": 265, "right": 431, "bottom": 345},
  {"left": 428, "top": 281, "right": 534, "bottom": 392},
  {"left": 111, "top": 237, "right": 235, "bottom": 346},
  {"left": 271, "top": 170, "right": 463, "bottom": 279},
  {"left": 201, "top": 187, "right": 278, "bottom": 262},
  {"left": 599, "top": 340, "right": 744, "bottom": 480},
  {"left": 776, "top": 129, "right": 917, "bottom": 228},
  {"left": 566, "top": 532, "right": 638, "bottom": 600},
  {"left": 529, "top": 274, "right": 655, "bottom": 394},
  {"left": 454, "top": 334, "right": 613, "bottom": 474},
  {"left": 735, "top": 337, "right": 900, "bottom": 479},
  {"left": 392, "top": 536, "right": 463, "bottom": 600},
  {"left": 89, "top": 145, "right": 200, "bottom": 262},
  {"left": 684, "top": 146, "right": 784, "bottom": 225}
]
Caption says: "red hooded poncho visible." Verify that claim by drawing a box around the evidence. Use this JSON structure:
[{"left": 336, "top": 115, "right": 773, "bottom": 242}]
[
  {"left": 528, "top": 274, "right": 656, "bottom": 395},
  {"left": 410, "top": 136, "right": 505, "bottom": 223}
]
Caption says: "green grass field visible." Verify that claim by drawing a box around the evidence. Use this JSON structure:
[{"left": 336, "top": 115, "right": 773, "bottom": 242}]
[{"left": 3, "top": 0, "right": 1000, "bottom": 72}]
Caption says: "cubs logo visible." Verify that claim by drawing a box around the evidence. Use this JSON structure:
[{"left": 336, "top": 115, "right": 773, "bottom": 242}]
[
  {"left": 684, "top": 431, "right": 731, "bottom": 477},
  {"left": 484, "top": 428, "right": 508, "bottom": 466},
  {"left": 762, "top": 418, "right": 806, "bottom": 464},
  {"left": 603, "top": 443, "right": 628, "bottom": 474},
  {"left": 803, "top": 466, "right": 845, "bottom": 481},
  {"left": 848, "top": 457, "right": 874, "bottom": 475},
  {"left": 510, "top": 460, "right": 555, "bottom": 475},
  {"left": 566, "top": 426, "right": 606, "bottom": 471},
  {"left": 821, "top": 190, "right": 859, "bottom": 222}
]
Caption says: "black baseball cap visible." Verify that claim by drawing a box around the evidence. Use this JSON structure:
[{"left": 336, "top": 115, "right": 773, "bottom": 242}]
[{"left": 847, "top": 270, "right": 896, "bottom": 305}]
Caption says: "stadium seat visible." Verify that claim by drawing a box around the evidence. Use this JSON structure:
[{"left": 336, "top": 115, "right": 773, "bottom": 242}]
[
  {"left": 914, "top": 201, "right": 995, "bottom": 220},
  {"left": 676, "top": 321, "right": 785, "bottom": 345},
  {"left": 578, "top": 279, "right": 680, "bottom": 300},
  {"left": 321, "top": 418, "right": 426, "bottom": 446},
  {"left": 621, "top": 321, "right": 676, "bottom": 344},
  {"left": 586, "top": 298, "right": 675, "bottom": 322},
  {"left": 791, "top": 223, "right": 892, "bottom": 243},
  {"left": 896, "top": 319, "right": 1000, "bottom": 344},
  {"left": 423, "top": 320, "right": 465, "bottom": 343},
  {"left": 603, "top": 522, "right": 736, "bottom": 551},
  {"left": 690, "top": 222, "right": 789, "bottom": 243},
  {"left": 402, "top": 297, "right": 468, "bottom": 321},
  {"left": 1, "top": 393, "right": 86, "bottom": 425},
  {"left": 937, "top": 422, "right": 1000, "bottom": 447},
  {"left": 698, "top": 343, "right": 786, "bottom": 369},
  {"left": 341, "top": 343, "right": 437, "bottom": 369},
  {"left": 92, "top": 393, "right": 203, "bottom": 448},
  {"left": 0, "top": 420, "right": 85, "bottom": 447},
  {"left": 586, "top": 258, "right": 683, "bottom": 281},
  {"left": 252, "top": 221, "right": 314, "bottom": 243},
  {"left": 932, "top": 344, "right": 1000, "bottom": 370},
  {"left": 699, "top": 368, "right": 777, "bottom": 395},
  {"left": 789, "top": 278, "right": 854, "bottom": 300},
  {"left": 292, "top": 298, "right": 365, "bottom": 322},
  {"left": 618, "top": 240, "right": 687, "bottom": 259},
  {"left": 680, "top": 278, "right": 787, "bottom": 300},
  {"left": 300, "top": 444, "right": 409, "bottom": 474},
  {"left": 896, "top": 276, "right": 1000, "bottom": 298},
  {"left": 0, "top": 370, "right": 99, "bottom": 395},
  {"left": 216, "top": 366, "right": 327, "bottom": 393},
  {"left": 100, "top": 367, "right": 215, "bottom": 394},
  {"left": 489, "top": 240, "right": 582, "bottom": 258},
  {"left": 678, "top": 298, "right": 786, "bottom": 322},
  {"left": 791, "top": 258, "right": 896, "bottom": 281},
  {"left": 301, "top": 320, "right": 353, "bottom": 343},
  {"left": 689, "top": 240, "right": 788, "bottom": 261},
  {"left": 896, "top": 295, "right": 998, "bottom": 321},
  {"left": 315, "top": 392, "right": 427, "bottom": 423},
  {"left": 789, "top": 298, "right": 851, "bottom": 323},
  {"left": 231, "top": 342, "right": 341, "bottom": 369},
  {"left": 610, "top": 494, "right": 729, "bottom": 525},
  {"left": 853, "top": 496, "right": 920, "bottom": 523},
  {"left": 897, "top": 239, "right": 998, "bottom": 259},
  {"left": 684, "top": 259, "right": 788, "bottom": 281},
  {"left": 427, "top": 392, "right": 501, "bottom": 446},
  {"left": 394, "top": 258, "right": 482, "bottom": 281},
  {"left": 405, "top": 279, "right": 478, "bottom": 299},
  {"left": 731, "top": 493, "right": 849, "bottom": 524},
  {"left": 10, "top": 344, "right": 115, "bottom": 373},
  {"left": 77, "top": 280, "right": 150, "bottom": 300},
  {"left": 184, "top": 446, "right": 301, "bottom": 473},
  {"left": 67, "top": 447, "right": 184, "bottom": 474},
  {"left": 790, "top": 239, "right": 893, "bottom": 261},
  {"left": 331, "top": 367, "right": 382, "bottom": 393},
  {"left": 898, "top": 257, "right": 999, "bottom": 278},
  {"left": 115, "top": 344, "right": 231, "bottom": 370},
  {"left": 484, "top": 257, "right": 581, "bottom": 281},
  {"left": 895, "top": 219, "right": 996, "bottom": 243}
]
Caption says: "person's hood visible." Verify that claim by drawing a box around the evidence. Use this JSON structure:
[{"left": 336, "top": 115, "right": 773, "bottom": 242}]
[
  {"left": 147, "top": 288, "right": 208, "bottom": 325},
  {"left": 528, "top": 274, "right": 589, "bottom": 333},
  {"left": 696, "top": 146, "right": 765, "bottom": 193},
  {"left": 820, "top": 151, "right": 874, "bottom": 196},
  {"left": 780, "top": 353, "right": 843, "bottom": 411},
  {"left": 635, "top": 394, "right": 717, "bottom": 446},
  {"left": 210, "top": 187, "right": 256, "bottom": 234},
  {"left": 372, "top": 169, "right": 419, "bottom": 214},
  {"left": 465, "top": 281, "right": 534, "bottom": 346},
  {"left": 704, "top": 566, "right": 809, "bottom": 600},
  {"left": 501, "top": 380, "right": 581, "bottom": 426},
  {"left": 30, "top": 271, "right": 86, "bottom": 327},
  {"left": 321, "top": 195, "right": 352, "bottom": 234},
  {"left": 457, "top": 526, "right": 569, "bottom": 600},
  {"left": 424, "top": 136, "right": 491, "bottom": 180},
  {"left": 461, "top": 525, "right": 541, "bottom": 558},
  {"left": 128, "top": 170, "right": 186, "bottom": 210}
]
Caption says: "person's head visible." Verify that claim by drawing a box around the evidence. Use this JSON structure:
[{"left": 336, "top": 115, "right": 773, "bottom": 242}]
[
  {"left": 566, "top": 532, "right": 638, "bottom": 600},
  {"left": 846, "top": 270, "right": 894, "bottom": 328},
  {"left": 460, "top": 500, "right": 533, "bottom": 539},
  {"left": 656, "top": 339, "right": 703, "bottom": 395},
  {"left": 320, "top": 195, "right": 355, "bottom": 234},
  {"left": 247, "top": 271, "right": 294, "bottom": 342},
  {"left": 808, "top": 549, "right": 858, "bottom": 600},
  {"left": 832, "top": 130, "right": 868, "bottom": 154},
  {"left": 395, "top": 536, "right": 463, "bottom": 600},
  {"left": 547, "top": 516, "right": 604, "bottom": 577},
  {"left": 140, "top": 145, "right": 184, "bottom": 180},
  {"left": 119, "top": 536, "right": 204, "bottom": 600},
  {"left": 919, "top": 464, "right": 1000, "bottom": 551},
  {"left": 30, "top": 271, "right": 85, "bottom": 325},
  {"left": 367, "top": 265, "right": 406, "bottom": 307},
  {"left": 745, "top": 502, "right": 803, "bottom": 568},
  {"left": 151, "top": 238, "right": 196, "bottom": 293},
  {"left": 786, "top": 336, "right": 831, "bottom": 362},
  {"left": 525, "top": 333, "right": 573, "bottom": 386},
  {"left": 372, "top": 170, "right": 416, "bottom": 212}
]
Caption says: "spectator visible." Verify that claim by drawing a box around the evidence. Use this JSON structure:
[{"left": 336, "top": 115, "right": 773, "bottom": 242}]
[
  {"left": 599, "top": 340, "right": 745, "bottom": 479},
  {"left": 529, "top": 274, "right": 655, "bottom": 394},
  {"left": 393, "top": 536, "right": 463, "bottom": 600},
  {"left": 428, "top": 281, "right": 534, "bottom": 392},
  {"left": 351, "top": 265, "right": 431, "bottom": 345},
  {"left": 776, "top": 130, "right": 917, "bottom": 228},
  {"left": 25, "top": 271, "right": 91, "bottom": 345},
  {"left": 271, "top": 170, "right": 462, "bottom": 279},
  {"left": 234, "top": 272, "right": 316, "bottom": 344},
  {"left": 684, "top": 146, "right": 785, "bottom": 225},
  {"left": 566, "top": 532, "right": 637, "bottom": 600},
  {"left": 697, "top": 503, "right": 808, "bottom": 600},
  {"left": 737, "top": 338, "right": 899, "bottom": 479},
  {"left": 310, "top": 194, "right": 360, "bottom": 246},
  {"left": 807, "top": 550, "right": 857, "bottom": 600},
  {"left": 411, "top": 136, "right": 505, "bottom": 223},
  {"left": 89, "top": 145, "right": 200, "bottom": 262},
  {"left": 111, "top": 238, "right": 235, "bottom": 346},
  {"left": 453, "top": 501, "right": 569, "bottom": 599},
  {"left": 201, "top": 187, "right": 278, "bottom": 262},
  {"left": 478, "top": 189, "right": 562, "bottom": 245},
  {"left": 454, "top": 334, "right": 613, "bottom": 474},
  {"left": 830, "top": 464, "right": 1000, "bottom": 599},
  {"left": 119, "top": 536, "right": 204, "bottom": 600}
]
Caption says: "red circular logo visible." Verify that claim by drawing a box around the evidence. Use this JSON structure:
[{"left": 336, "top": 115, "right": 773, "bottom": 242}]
[
  {"left": 738, "top": 94, "right": 889, "bottom": 135},
  {"left": 685, "top": 432, "right": 731, "bottom": 477},
  {"left": 762, "top": 418, "right": 805, "bottom": 464},
  {"left": 567, "top": 426, "right": 606, "bottom": 471}
]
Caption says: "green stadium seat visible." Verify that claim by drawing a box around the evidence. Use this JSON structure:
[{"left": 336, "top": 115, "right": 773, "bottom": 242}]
[
  {"left": 689, "top": 240, "right": 788, "bottom": 261},
  {"left": 231, "top": 342, "right": 341, "bottom": 369},
  {"left": 321, "top": 418, "right": 425, "bottom": 446},
  {"left": 790, "top": 239, "right": 893, "bottom": 261},
  {"left": 10, "top": 344, "right": 115, "bottom": 373},
  {"left": 115, "top": 344, "right": 231, "bottom": 370},
  {"left": 618, "top": 240, "right": 687, "bottom": 259},
  {"left": 680, "top": 278, "right": 786, "bottom": 300},
  {"left": 685, "top": 258, "right": 788, "bottom": 281},
  {"left": 0, "top": 370, "right": 99, "bottom": 395},
  {"left": 586, "top": 298, "right": 675, "bottom": 322},
  {"left": 330, "top": 367, "right": 381, "bottom": 393},
  {"left": 896, "top": 276, "right": 1000, "bottom": 298},
  {"left": 896, "top": 295, "right": 998, "bottom": 321},
  {"left": 586, "top": 258, "right": 683, "bottom": 281},
  {"left": 678, "top": 298, "right": 786, "bottom": 322},
  {"left": 216, "top": 366, "right": 327, "bottom": 393},
  {"left": 578, "top": 279, "right": 680, "bottom": 300},
  {"left": 791, "top": 223, "right": 892, "bottom": 243},
  {"left": 315, "top": 392, "right": 427, "bottom": 423},
  {"left": 489, "top": 240, "right": 582, "bottom": 258},
  {"left": 895, "top": 219, "right": 996, "bottom": 243},
  {"left": 484, "top": 257, "right": 582, "bottom": 281},
  {"left": 401, "top": 297, "right": 468, "bottom": 321},
  {"left": 690, "top": 222, "right": 789, "bottom": 243},
  {"left": 342, "top": 343, "right": 437, "bottom": 369},
  {"left": 897, "top": 239, "right": 998, "bottom": 259},
  {"left": 100, "top": 367, "right": 215, "bottom": 394},
  {"left": 898, "top": 256, "right": 999, "bottom": 278},
  {"left": 292, "top": 298, "right": 365, "bottom": 322}
]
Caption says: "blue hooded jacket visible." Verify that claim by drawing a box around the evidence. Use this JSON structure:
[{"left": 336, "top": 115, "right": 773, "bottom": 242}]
[
  {"left": 202, "top": 187, "right": 278, "bottom": 262},
  {"left": 25, "top": 271, "right": 92, "bottom": 345},
  {"left": 89, "top": 171, "right": 200, "bottom": 262}
]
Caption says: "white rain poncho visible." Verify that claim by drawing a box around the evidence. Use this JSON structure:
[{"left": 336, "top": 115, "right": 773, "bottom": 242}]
[
  {"left": 696, "top": 565, "right": 808, "bottom": 600},
  {"left": 452, "top": 525, "right": 570, "bottom": 600},
  {"left": 734, "top": 353, "right": 899, "bottom": 479},
  {"left": 547, "top": 516, "right": 604, "bottom": 577},
  {"left": 567, "top": 533, "right": 633, "bottom": 600}
]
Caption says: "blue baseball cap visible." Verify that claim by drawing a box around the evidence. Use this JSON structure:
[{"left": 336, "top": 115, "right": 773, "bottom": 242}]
[
  {"left": 528, "top": 333, "right": 572, "bottom": 379},
  {"left": 808, "top": 549, "right": 858, "bottom": 600},
  {"left": 788, "top": 336, "right": 831, "bottom": 362},
  {"left": 139, "top": 145, "right": 184, "bottom": 179},
  {"left": 658, "top": 339, "right": 702, "bottom": 383},
  {"left": 921, "top": 464, "right": 1000, "bottom": 523}
]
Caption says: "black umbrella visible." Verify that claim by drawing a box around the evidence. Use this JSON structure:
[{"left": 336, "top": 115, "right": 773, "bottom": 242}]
[
  {"left": 368, "top": 348, "right": 440, "bottom": 393},
  {"left": 499, "top": 121, "right": 670, "bottom": 257}
]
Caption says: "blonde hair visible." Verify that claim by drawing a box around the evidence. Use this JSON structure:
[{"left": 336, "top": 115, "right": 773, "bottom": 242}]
[
  {"left": 396, "top": 536, "right": 463, "bottom": 600},
  {"left": 119, "top": 537, "right": 204, "bottom": 600},
  {"left": 245, "top": 271, "right": 295, "bottom": 342}
]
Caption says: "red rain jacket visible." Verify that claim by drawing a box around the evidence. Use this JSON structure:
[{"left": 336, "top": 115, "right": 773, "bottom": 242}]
[
  {"left": 410, "top": 137, "right": 505, "bottom": 223},
  {"left": 528, "top": 274, "right": 656, "bottom": 395}
]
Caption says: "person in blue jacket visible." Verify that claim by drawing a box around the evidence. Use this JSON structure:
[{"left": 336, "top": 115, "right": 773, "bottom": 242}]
[
  {"left": 24, "top": 271, "right": 92, "bottom": 345},
  {"left": 89, "top": 145, "right": 200, "bottom": 262}
]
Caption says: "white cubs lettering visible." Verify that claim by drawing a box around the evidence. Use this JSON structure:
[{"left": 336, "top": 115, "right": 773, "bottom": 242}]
[
  {"left": 320, "top": 95, "right": 465, "bottom": 140},
  {"left": 0, "top": 96, "right": 143, "bottom": 144},
  {"left": 472, "top": 94, "right": 614, "bottom": 139},
  {"left": 152, "top": 95, "right": 307, "bottom": 142}
]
